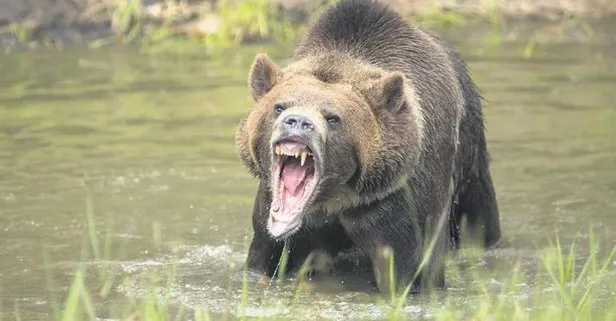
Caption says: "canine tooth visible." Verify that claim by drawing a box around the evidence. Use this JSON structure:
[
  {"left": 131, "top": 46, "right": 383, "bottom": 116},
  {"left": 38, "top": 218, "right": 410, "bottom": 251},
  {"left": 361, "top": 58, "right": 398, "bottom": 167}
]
[
  {"left": 300, "top": 152, "right": 307, "bottom": 166},
  {"left": 275, "top": 145, "right": 281, "bottom": 155}
]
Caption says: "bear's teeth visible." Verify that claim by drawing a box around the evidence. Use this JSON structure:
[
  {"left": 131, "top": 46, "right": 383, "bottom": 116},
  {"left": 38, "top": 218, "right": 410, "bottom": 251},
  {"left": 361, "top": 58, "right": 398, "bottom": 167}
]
[
  {"left": 300, "top": 152, "right": 308, "bottom": 166},
  {"left": 274, "top": 143, "right": 313, "bottom": 159}
]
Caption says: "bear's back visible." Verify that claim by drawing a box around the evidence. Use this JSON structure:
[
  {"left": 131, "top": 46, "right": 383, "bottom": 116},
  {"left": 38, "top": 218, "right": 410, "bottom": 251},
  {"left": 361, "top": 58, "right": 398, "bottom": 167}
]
[
  {"left": 294, "top": 0, "right": 445, "bottom": 76},
  {"left": 294, "top": 0, "right": 409, "bottom": 62},
  {"left": 294, "top": 0, "right": 463, "bottom": 112}
]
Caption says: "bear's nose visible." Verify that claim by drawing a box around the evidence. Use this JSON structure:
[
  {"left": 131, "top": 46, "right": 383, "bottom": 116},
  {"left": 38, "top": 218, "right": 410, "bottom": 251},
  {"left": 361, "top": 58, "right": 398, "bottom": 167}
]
[{"left": 283, "top": 115, "right": 315, "bottom": 131}]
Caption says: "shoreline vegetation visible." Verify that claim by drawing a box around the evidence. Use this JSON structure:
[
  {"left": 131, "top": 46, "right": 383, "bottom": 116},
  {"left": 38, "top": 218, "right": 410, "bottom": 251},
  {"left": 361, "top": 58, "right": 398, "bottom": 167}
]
[
  {"left": 49, "top": 197, "right": 616, "bottom": 320},
  {"left": 0, "top": 0, "right": 615, "bottom": 54}
]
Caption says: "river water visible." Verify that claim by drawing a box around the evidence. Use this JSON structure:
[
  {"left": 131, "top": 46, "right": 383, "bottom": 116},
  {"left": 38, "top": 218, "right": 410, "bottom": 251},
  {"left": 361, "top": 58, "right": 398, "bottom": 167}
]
[{"left": 0, "top": 38, "right": 615, "bottom": 320}]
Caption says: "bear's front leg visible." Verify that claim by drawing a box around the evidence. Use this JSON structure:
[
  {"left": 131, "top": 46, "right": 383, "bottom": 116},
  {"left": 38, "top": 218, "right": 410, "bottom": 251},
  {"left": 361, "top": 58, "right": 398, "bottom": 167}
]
[
  {"left": 339, "top": 189, "right": 423, "bottom": 294},
  {"left": 246, "top": 229, "right": 284, "bottom": 277},
  {"left": 245, "top": 181, "right": 322, "bottom": 279},
  {"left": 245, "top": 181, "right": 284, "bottom": 276}
]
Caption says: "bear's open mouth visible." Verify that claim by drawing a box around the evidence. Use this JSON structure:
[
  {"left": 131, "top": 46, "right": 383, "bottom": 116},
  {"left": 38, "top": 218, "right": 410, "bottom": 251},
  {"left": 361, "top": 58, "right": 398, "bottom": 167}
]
[{"left": 268, "top": 138, "right": 319, "bottom": 239}]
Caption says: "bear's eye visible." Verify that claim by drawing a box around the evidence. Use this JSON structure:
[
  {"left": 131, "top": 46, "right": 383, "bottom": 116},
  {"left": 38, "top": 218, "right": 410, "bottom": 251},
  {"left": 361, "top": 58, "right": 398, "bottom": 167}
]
[
  {"left": 273, "top": 103, "right": 286, "bottom": 114},
  {"left": 326, "top": 115, "right": 341, "bottom": 125}
]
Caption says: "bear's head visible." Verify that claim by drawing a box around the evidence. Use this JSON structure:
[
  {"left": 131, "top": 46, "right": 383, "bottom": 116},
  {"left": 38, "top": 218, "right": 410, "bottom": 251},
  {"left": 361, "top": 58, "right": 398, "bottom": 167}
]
[{"left": 236, "top": 54, "right": 424, "bottom": 239}]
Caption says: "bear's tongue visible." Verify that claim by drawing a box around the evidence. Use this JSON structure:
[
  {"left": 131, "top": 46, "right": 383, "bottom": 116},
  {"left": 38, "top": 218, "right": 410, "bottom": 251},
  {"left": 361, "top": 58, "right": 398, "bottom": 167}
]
[
  {"left": 268, "top": 153, "right": 316, "bottom": 238},
  {"left": 282, "top": 161, "right": 308, "bottom": 196}
]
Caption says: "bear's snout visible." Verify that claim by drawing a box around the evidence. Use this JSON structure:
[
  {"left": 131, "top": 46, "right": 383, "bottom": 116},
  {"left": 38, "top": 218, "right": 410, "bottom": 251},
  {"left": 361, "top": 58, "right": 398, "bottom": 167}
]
[
  {"left": 274, "top": 109, "right": 326, "bottom": 144},
  {"left": 283, "top": 114, "right": 315, "bottom": 132}
]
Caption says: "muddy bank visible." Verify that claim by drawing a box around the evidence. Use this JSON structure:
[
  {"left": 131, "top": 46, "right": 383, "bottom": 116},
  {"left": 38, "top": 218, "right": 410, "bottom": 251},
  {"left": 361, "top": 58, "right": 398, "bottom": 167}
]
[{"left": 1, "top": 0, "right": 615, "bottom": 52}]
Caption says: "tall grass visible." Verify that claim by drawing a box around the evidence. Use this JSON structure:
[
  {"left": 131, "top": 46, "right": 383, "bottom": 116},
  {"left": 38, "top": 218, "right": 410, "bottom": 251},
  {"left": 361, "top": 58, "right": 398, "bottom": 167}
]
[
  {"left": 4, "top": 0, "right": 597, "bottom": 57},
  {"left": 40, "top": 195, "right": 616, "bottom": 321},
  {"left": 87, "top": 0, "right": 299, "bottom": 52}
]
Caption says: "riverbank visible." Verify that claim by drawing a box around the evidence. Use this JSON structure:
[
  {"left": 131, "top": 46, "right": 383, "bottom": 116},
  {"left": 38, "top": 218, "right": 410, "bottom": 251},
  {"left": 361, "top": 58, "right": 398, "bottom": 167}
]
[{"left": 1, "top": 0, "right": 615, "bottom": 53}]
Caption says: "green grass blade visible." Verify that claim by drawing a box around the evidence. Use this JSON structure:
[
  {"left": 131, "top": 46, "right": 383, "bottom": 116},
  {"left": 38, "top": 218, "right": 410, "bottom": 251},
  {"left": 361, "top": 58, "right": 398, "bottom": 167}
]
[
  {"left": 85, "top": 196, "right": 101, "bottom": 260},
  {"left": 43, "top": 250, "right": 61, "bottom": 320},
  {"left": 277, "top": 240, "right": 291, "bottom": 282},
  {"left": 61, "top": 265, "right": 86, "bottom": 321},
  {"left": 79, "top": 278, "right": 96, "bottom": 321}
]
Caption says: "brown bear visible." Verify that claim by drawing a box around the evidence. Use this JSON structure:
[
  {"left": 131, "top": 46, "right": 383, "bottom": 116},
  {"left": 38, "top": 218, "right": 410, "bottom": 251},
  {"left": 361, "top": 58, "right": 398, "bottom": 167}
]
[{"left": 235, "top": 0, "right": 502, "bottom": 293}]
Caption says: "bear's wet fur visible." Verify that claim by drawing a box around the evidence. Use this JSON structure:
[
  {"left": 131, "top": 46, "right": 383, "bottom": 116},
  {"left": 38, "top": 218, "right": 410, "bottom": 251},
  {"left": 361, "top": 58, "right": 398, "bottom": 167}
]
[{"left": 235, "top": 0, "right": 502, "bottom": 293}]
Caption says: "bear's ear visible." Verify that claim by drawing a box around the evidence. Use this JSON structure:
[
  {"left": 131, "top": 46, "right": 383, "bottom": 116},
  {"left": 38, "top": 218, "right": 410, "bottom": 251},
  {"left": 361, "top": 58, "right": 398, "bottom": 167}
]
[
  {"left": 249, "top": 54, "right": 283, "bottom": 102},
  {"left": 375, "top": 72, "right": 406, "bottom": 113}
]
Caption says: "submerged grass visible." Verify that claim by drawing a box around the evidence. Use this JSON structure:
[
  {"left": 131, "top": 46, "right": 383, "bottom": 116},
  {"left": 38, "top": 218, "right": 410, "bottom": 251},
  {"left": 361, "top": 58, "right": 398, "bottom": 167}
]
[{"left": 40, "top": 195, "right": 616, "bottom": 321}]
